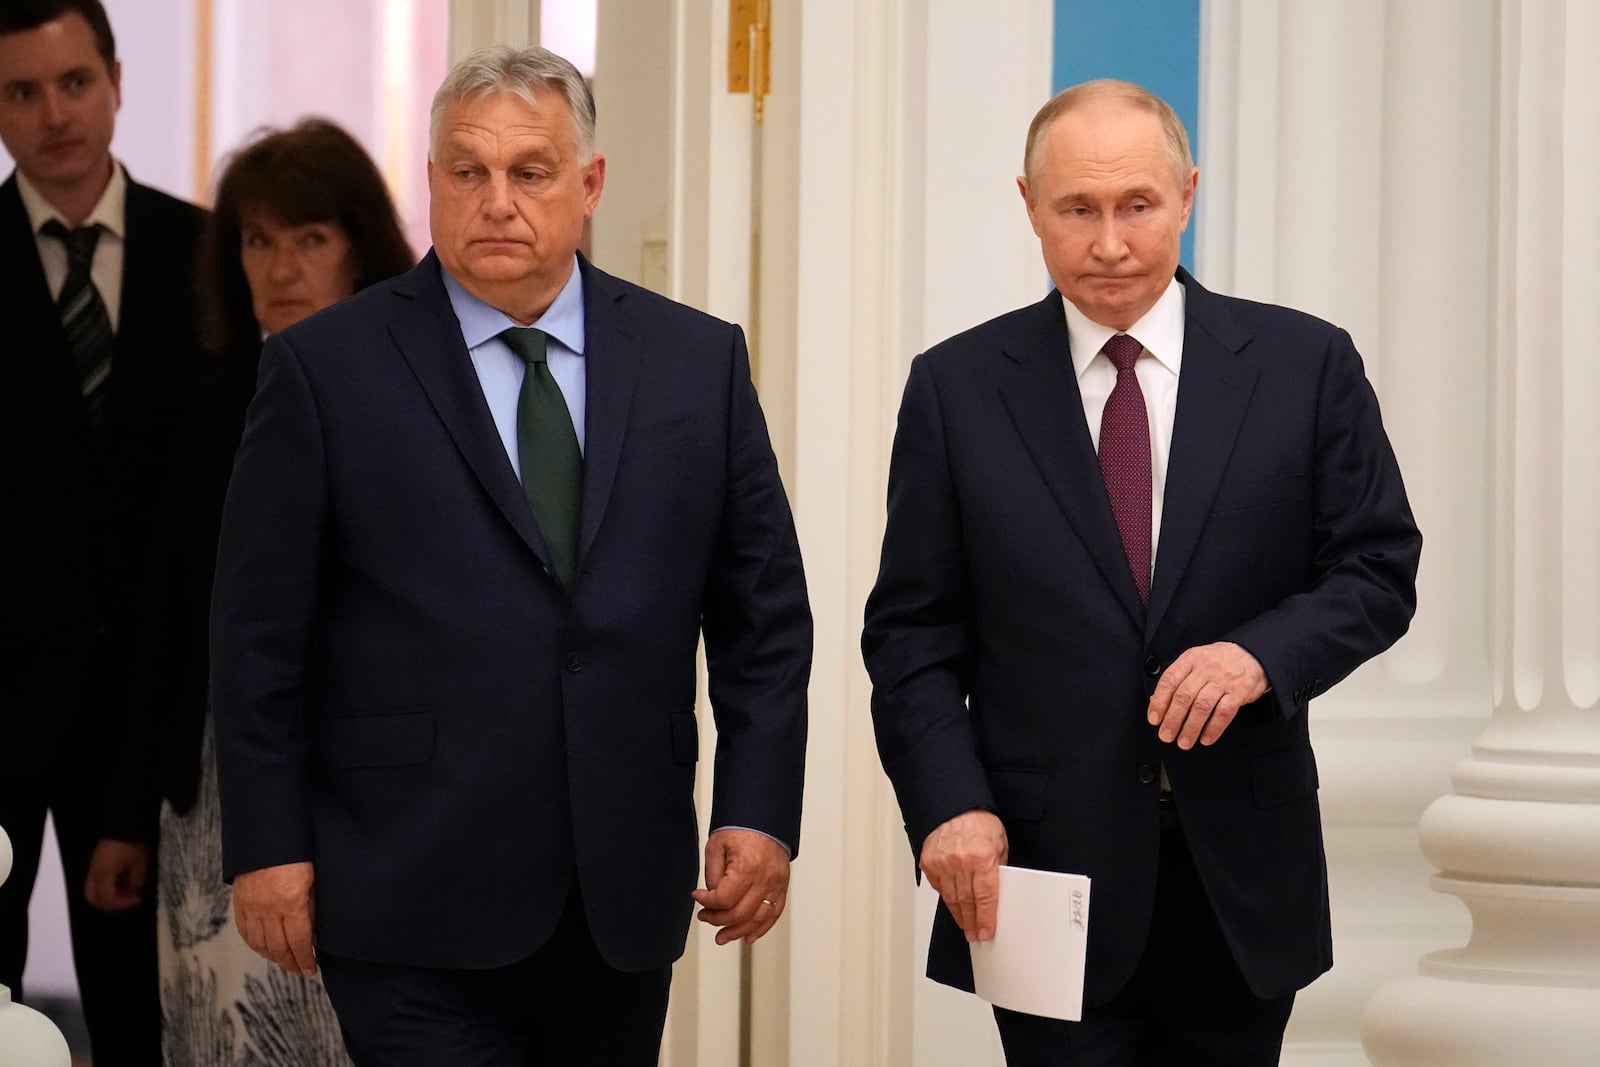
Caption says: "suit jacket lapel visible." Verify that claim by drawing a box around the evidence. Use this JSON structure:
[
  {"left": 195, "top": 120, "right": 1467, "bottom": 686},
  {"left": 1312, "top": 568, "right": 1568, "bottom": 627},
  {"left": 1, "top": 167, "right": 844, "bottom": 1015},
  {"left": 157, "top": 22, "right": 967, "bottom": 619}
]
[
  {"left": 1147, "top": 269, "right": 1257, "bottom": 634},
  {"left": 0, "top": 176, "right": 59, "bottom": 333},
  {"left": 997, "top": 292, "right": 1146, "bottom": 626},
  {"left": 117, "top": 177, "right": 189, "bottom": 375},
  {"left": 387, "top": 253, "right": 550, "bottom": 563},
  {"left": 573, "top": 256, "right": 642, "bottom": 564},
  {"left": 117, "top": 178, "right": 160, "bottom": 353}
]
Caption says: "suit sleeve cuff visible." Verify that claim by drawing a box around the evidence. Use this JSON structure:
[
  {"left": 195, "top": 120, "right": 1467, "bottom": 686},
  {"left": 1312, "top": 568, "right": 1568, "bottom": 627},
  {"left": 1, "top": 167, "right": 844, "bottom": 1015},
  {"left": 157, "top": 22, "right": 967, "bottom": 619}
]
[{"left": 710, "top": 825, "right": 792, "bottom": 858}]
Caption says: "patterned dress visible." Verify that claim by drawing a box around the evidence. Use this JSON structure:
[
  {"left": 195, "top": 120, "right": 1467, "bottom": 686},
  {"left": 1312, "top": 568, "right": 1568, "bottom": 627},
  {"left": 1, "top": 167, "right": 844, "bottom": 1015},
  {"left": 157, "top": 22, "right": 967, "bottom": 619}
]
[
  {"left": 151, "top": 350, "right": 351, "bottom": 1065},
  {"left": 156, "top": 719, "right": 352, "bottom": 1067}
]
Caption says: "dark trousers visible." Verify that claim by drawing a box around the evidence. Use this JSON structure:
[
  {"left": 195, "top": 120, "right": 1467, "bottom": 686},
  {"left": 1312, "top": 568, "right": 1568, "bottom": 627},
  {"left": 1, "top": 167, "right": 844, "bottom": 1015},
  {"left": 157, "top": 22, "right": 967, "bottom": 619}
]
[
  {"left": 319, "top": 880, "right": 673, "bottom": 1067},
  {"left": 994, "top": 805, "right": 1296, "bottom": 1066},
  {"left": 0, "top": 727, "right": 161, "bottom": 1067}
]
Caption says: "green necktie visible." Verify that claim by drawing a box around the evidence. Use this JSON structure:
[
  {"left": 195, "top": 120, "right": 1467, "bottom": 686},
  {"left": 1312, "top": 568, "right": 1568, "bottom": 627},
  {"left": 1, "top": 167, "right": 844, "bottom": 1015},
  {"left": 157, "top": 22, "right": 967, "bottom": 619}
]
[{"left": 501, "top": 327, "right": 582, "bottom": 590}]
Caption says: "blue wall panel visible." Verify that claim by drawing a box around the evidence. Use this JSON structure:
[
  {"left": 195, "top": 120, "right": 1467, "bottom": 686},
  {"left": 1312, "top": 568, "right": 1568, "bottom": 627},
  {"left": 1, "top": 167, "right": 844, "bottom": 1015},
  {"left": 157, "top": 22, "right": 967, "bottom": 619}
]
[{"left": 1051, "top": 1, "right": 1201, "bottom": 268}]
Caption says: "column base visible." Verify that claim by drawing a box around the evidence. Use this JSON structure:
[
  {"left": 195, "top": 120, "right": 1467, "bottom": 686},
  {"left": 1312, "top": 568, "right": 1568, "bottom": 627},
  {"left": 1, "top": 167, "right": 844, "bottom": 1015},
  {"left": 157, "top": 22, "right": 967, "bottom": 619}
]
[{"left": 1362, "top": 970, "right": 1600, "bottom": 1065}]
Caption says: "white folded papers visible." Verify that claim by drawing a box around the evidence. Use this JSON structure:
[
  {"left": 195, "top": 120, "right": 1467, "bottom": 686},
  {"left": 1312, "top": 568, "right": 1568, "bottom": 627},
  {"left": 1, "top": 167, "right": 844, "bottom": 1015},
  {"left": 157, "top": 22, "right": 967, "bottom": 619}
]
[{"left": 969, "top": 864, "right": 1091, "bottom": 1021}]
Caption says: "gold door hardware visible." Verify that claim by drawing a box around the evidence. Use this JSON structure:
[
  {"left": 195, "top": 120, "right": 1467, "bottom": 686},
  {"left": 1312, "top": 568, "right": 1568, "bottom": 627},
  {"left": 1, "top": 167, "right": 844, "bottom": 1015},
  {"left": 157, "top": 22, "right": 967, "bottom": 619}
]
[{"left": 728, "top": 0, "right": 771, "bottom": 121}]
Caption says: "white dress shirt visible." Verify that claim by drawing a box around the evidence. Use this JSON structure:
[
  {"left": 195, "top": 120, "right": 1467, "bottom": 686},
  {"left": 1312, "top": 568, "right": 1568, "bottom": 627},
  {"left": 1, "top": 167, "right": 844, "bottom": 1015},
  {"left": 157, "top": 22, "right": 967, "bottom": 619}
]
[
  {"left": 1062, "top": 276, "right": 1187, "bottom": 577},
  {"left": 16, "top": 162, "right": 128, "bottom": 331}
]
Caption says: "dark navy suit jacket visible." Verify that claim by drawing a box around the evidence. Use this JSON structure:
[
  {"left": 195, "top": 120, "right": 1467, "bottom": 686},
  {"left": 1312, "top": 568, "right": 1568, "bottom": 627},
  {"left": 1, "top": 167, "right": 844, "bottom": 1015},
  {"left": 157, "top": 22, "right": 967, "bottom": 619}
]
[
  {"left": 863, "top": 268, "right": 1420, "bottom": 1004},
  {"left": 211, "top": 252, "right": 810, "bottom": 973}
]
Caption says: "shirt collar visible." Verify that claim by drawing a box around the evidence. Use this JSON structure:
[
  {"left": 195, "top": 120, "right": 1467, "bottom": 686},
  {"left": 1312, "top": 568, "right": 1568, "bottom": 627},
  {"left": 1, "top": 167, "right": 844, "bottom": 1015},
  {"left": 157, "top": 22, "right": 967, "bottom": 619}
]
[
  {"left": 1063, "top": 274, "right": 1186, "bottom": 380},
  {"left": 440, "top": 256, "right": 586, "bottom": 356},
  {"left": 16, "top": 159, "right": 128, "bottom": 239}
]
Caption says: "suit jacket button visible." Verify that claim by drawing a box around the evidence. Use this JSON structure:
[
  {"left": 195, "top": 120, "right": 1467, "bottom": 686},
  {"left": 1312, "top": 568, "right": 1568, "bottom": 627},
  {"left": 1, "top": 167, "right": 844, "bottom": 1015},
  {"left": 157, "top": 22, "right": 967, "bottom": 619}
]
[
  {"left": 565, "top": 652, "right": 583, "bottom": 673},
  {"left": 1137, "top": 764, "right": 1156, "bottom": 784},
  {"left": 1144, "top": 656, "right": 1162, "bottom": 677}
]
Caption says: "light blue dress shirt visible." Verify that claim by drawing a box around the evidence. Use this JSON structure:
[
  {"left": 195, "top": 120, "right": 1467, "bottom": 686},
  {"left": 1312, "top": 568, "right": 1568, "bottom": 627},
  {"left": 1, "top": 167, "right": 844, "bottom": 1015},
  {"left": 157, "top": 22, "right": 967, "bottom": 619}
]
[{"left": 442, "top": 258, "right": 587, "bottom": 475}]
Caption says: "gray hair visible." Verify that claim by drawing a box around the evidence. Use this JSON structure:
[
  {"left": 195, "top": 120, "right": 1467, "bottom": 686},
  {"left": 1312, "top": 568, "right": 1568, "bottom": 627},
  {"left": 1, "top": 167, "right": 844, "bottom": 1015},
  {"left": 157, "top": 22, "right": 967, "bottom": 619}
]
[
  {"left": 429, "top": 45, "right": 596, "bottom": 161},
  {"left": 1023, "top": 79, "right": 1193, "bottom": 188}
]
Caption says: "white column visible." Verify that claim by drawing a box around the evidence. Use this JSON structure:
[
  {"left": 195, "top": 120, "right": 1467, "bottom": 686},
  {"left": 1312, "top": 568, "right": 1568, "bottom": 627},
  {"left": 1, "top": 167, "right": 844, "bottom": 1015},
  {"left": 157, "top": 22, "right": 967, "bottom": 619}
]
[
  {"left": 0, "top": 828, "right": 72, "bottom": 1066},
  {"left": 904, "top": 5, "right": 1054, "bottom": 1064},
  {"left": 589, "top": 2, "right": 671, "bottom": 288},
  {"left": 776, "top": 2, "right": 1051, "bottom": 1063},
  {"left": 641, "top": 3, "right": 751, "bottom": 1064},
  {"left": 782, "top": 2, "right": 923, "bottom": 1061},
  {"left": 446, "top": 0, "right": 536, "bottom": 61},
  {"left": 1362, "top": 1, "right": 1600, "bottom": 1061},
  {"left": 1198, "top": 2, "right": 1495, "bottom": 1062}
]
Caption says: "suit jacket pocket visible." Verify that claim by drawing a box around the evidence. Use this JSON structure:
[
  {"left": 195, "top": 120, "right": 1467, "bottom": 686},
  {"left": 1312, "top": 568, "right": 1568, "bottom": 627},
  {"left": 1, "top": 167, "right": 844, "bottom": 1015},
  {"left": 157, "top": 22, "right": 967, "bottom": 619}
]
[
  {"left": 1212, "top": 472, "right": 1309, "bottom": 514},
  {"left": 671, "top": 712, "right": 699, "bottom": 765},
  {"left": 1251, "top": 746, "right": 1318, "bottom": 808},
  {"left": 316, "top": 709, "right": 435, "bottom": 770},
  {"left": 989, "top": 768, "right": 1049, "bottom": 822}
]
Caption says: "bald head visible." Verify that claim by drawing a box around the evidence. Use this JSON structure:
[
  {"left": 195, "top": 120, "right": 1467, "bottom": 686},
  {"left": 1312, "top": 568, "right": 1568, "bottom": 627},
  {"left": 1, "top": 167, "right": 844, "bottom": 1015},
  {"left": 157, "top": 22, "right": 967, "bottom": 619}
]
[{"left": 1022, "top": 79, "right": 1193, "bottom": 188}]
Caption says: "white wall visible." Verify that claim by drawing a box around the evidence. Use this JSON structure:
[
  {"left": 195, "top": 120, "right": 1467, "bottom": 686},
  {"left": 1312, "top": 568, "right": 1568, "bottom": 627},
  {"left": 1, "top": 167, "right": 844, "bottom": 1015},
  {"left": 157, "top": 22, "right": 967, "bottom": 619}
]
[
  {"left": 209, "top": 0, "right": 449, "bottom": 252},
  {"left": 0, "top": 0, "right": 198, "bottom": 199},
  {"left": 19, "top": 820, "right": 76, "bottom": 999}
]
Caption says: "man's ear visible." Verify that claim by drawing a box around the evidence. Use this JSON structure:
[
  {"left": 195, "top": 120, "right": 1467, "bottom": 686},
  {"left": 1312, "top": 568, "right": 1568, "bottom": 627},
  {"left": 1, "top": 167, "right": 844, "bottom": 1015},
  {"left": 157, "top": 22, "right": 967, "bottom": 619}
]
[
  {"left": 1178, "top": 167, "right": 1198, "bottom": 230},
  {"left": 582, "top": 153, "right": 607, "bottom": 217},
  {"left": 1018, "top": 176, "right": 1043, "bottom": 238}
]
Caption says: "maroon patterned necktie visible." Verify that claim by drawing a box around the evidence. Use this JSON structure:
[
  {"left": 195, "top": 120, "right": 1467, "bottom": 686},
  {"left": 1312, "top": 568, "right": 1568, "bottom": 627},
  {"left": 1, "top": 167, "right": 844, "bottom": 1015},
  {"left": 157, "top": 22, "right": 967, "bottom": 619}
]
[{"left": 1098, "top": 333, "right": 1152, "bottom": 604}]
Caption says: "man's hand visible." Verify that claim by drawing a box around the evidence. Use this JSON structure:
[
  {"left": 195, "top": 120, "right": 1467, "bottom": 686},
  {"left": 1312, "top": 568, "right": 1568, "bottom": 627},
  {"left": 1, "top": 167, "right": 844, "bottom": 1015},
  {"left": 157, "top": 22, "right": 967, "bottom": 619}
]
[
  {"left": 83, "top": 840, "right": 151, "bottom": 912},
  {"left": 233, "top": 861, "right": 317, "bottom": 976},
  {"left": 919, "top": 810, "right": 1008, "bottom": 943},
  {"left": 1148, "top": 641, "right": 1269, "bottom": 749},
  {"left": 692, "top": 828, "right": 790, "bottom": 946}
]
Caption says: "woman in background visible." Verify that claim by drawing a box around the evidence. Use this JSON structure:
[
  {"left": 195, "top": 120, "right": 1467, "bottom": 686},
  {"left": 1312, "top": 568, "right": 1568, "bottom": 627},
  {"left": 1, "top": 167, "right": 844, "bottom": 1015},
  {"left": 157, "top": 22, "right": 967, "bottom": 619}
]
[{"left": 143, "top": 119, "right": 413, "bottom": 1065}]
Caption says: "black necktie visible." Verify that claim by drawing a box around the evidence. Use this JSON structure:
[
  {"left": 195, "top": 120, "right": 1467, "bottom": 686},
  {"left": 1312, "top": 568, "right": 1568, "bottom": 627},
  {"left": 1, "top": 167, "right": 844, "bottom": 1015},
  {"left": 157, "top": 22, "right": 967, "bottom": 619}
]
[
  {"left": 500, "top": 327, "right": 582, "bottom": 590},
  {"left": 42, "top": 220, "right": 115, "bottom": 428}
]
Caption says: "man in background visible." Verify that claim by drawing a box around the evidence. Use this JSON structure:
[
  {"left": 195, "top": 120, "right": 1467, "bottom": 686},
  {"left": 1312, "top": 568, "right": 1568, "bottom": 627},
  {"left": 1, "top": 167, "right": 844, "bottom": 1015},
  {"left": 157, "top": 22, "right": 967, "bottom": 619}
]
[
  {"left": 0, "top": 1, "right": 206, "bottom": 1063},
  {"left": 211, "top": 45, "right": 810, "bottom": 1065},
  {"left": 864, "top": 80, "right": 1420, "bottom": 1064}
]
